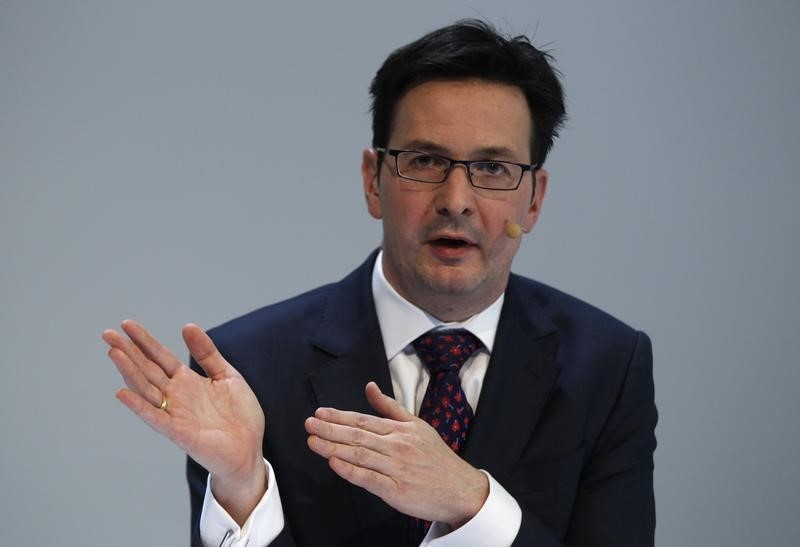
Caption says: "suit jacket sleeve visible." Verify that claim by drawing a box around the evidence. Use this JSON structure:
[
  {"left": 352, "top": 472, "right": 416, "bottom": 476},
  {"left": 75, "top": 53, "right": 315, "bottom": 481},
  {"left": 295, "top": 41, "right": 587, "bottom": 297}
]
[{"left": 512, "top": 331, "right": 657, "bottom": 547}]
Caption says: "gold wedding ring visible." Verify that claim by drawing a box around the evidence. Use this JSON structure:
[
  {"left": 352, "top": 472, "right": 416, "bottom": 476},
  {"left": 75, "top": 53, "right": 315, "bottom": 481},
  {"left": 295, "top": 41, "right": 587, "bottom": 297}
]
[{"left": 159, "top": 393, "right": 168, "bottom": 412}]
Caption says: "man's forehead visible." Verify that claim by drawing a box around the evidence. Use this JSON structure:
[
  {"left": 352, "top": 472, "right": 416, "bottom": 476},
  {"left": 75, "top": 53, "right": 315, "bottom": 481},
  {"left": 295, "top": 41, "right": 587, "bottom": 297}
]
[{"left": 388, "top": 79, "right": 533, "bottom": 159}]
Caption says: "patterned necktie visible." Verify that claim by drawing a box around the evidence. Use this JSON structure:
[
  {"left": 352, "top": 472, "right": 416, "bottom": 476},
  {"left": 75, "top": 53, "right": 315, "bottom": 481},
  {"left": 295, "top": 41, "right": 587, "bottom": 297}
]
[{"left": 409, "top": 328, "right": 482, "bottom": 545}]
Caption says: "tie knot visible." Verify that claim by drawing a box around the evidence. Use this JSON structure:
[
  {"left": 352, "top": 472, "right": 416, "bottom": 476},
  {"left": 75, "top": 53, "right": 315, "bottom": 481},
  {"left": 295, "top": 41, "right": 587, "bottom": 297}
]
[{"left": 411, "top": 329, "right": 482, "bottom": 374}]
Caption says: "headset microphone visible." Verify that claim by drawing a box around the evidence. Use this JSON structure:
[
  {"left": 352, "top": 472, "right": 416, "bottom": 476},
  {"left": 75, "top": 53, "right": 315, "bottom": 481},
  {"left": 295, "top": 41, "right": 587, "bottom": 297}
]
[{"left": 504, "top": 221, "right": 527, "bottom": 239}]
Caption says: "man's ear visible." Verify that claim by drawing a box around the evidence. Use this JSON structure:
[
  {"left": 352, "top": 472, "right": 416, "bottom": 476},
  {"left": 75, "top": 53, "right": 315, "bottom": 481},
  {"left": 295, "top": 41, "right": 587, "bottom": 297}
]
[
  {"left": 523, "top": 168, "right": 548, "bottom": 232},
  {"left": 362, "top": 148, "right": 382, "bottom": 219}
]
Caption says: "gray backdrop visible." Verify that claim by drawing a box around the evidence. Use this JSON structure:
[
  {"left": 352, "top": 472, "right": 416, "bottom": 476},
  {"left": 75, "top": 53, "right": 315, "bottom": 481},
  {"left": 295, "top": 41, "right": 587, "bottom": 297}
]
[{"left": 2, "top": 1, "right": 798, "bottom": 545}]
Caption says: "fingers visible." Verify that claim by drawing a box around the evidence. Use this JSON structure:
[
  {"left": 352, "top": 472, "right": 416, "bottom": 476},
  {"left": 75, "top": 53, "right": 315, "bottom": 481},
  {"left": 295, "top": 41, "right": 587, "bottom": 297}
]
[
  {"left": 116, "top": 387, "right": 172, "bottom": 438},
  {"left": 311, "top": 406, "right": 398, "bottom": 436},
  {"left": 305, "top": 383, "right": 416, "bottom": 464},
  {"left": 182, "top": 324, "right": 230, "bottom": 380},
  {"left": 106, "top": 344, "right": 164, "bottom": 407},
  {"left": 307, "top": 432, "right": 395, "bottom": 477},
  {"left": 305, "top": 397, "right": 406, "bottom": 478},
  {"left": 365, "top": 381, "right": 415, "bottom": 422},
  {"left": 121, "top": 319, "right": 183, "bottom": 377},
  {"left": 103, "top": 320, "right": 189, "bottom": 410},
  {"left": 327, "top": 456, "right": 397, "bottom": 501},
  {"left": 103, "top": 327, "right": 170, "bottom": 395},
  {"left": 305, "top": 413, "right": 393, "bottom": 450},
  {"left": 308, "top": 383, "right": 413, "bottom": 436}
]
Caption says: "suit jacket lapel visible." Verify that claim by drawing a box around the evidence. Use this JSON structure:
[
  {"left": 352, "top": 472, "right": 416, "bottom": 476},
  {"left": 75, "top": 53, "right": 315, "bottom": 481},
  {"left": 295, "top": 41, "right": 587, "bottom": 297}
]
[
  {"left": 462, "top": 274, "right": 560, "bottom": 485},
  {"left": 307, "top": 251, "right": 406, "bottom": 547}
]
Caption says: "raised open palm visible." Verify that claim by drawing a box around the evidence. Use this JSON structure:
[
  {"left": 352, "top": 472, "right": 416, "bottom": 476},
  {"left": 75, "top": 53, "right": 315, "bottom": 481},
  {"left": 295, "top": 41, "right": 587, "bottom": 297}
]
[{"left": 103, "top": 320, "right": 265, "bottom": 486}]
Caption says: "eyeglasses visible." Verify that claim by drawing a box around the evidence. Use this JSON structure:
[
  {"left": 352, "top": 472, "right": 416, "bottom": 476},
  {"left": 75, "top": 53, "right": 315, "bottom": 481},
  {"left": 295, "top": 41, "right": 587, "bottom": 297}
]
[{"left": 376, "top": 148, "right": 537, "bottom": 191}]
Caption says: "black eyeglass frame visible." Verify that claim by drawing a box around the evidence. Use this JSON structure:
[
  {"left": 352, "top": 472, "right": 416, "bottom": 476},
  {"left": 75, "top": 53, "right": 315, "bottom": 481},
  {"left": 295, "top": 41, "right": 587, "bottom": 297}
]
[{"left": 376, "top": 147, "right": 538, "bottom": 191}]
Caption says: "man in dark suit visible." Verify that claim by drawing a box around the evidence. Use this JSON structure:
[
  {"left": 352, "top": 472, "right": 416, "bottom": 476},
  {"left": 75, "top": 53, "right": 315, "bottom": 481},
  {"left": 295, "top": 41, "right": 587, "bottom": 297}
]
[{"left": 104, "top": 20, "right": 656, "bottom": 546}]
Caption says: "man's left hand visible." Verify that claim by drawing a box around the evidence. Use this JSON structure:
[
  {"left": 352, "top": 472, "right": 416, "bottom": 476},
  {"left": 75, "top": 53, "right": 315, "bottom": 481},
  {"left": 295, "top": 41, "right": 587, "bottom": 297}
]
[{"left": 305, "top": 381, "right": 489, "bottom": 528}]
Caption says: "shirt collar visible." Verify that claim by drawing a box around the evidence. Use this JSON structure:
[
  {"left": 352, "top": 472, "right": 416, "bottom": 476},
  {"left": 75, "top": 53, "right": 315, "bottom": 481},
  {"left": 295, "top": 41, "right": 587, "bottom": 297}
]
[{"left": 371, "top": 250, "right": 504, "bottom": 361}]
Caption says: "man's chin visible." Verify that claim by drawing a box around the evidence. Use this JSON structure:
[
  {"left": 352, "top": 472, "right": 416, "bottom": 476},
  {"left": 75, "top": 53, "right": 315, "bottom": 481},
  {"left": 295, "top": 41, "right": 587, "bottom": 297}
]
[{"left": 417, "top": 267, "right": 484, "bottom": 297}]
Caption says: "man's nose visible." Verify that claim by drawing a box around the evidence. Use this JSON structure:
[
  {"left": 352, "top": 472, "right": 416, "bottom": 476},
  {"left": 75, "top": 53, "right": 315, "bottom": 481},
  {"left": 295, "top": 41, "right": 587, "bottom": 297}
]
[{"left": 434, "top": 164, "right": 475, "bottom": 216}]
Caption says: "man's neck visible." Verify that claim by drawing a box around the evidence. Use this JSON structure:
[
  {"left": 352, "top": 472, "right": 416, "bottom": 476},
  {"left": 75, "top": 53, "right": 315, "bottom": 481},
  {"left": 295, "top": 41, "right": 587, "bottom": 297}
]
[
  {"left": 371, "top": 250, "right": 504, "bottom": 359},
  {"left": 383, "top": 272, "right": 507, "bottom": 323}
]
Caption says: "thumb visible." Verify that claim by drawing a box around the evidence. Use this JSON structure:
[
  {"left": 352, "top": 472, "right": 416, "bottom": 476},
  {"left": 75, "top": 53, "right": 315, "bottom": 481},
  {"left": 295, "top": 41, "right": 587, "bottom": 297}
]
[
  {"left": 182, "top": 324, "right": 231, "bottom": 381},
  {"left": 365, "top": 381, "right": 414, "bottom": 422}
]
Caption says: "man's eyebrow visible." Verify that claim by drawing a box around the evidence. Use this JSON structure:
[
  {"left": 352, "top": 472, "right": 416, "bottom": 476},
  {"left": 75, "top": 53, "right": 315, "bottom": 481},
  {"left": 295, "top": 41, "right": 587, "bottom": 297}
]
[
  {"left": 472, "top": 147, "right": 520, "bottom": 160},
  {"left": 400, "top": 140, "right": 451, "bottom": 155},
  {"left": 400, "top": 140, "right": 522, "bottom": 160}
]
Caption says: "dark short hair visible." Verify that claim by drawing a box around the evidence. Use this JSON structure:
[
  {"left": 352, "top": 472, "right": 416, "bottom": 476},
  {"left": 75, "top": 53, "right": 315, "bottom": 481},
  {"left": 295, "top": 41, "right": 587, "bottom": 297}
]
[{"left": 369, "top": 19, "right": 567, "bottom": 167}]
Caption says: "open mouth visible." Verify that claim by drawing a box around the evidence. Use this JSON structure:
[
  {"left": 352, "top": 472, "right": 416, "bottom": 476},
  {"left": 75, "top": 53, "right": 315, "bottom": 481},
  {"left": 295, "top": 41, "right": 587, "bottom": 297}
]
[
  {"left": 432, "top": 237, "right": 473, "bottom": 248},
  {"left": 434, "top": 237, "right": 471, "bottom": 247}
]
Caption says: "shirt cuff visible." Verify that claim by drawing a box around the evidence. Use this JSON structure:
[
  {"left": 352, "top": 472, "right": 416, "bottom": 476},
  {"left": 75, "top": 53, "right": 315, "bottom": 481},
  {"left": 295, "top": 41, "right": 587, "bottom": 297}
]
[
  {"left": 199, "top": 459, "right": 285, "bottom": 547},
  {"left": 421, "top": 470, "right": 521, "bottom": 547}
]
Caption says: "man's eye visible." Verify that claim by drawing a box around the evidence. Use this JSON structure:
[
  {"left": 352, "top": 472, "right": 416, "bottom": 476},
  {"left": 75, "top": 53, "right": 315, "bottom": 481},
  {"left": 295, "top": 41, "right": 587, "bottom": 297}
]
[
  {"left": 474, "top": 162, "right": 510, "bottom": 176},
  {"left": 411, "top": 154, "right": 446, "bottom": 169}
]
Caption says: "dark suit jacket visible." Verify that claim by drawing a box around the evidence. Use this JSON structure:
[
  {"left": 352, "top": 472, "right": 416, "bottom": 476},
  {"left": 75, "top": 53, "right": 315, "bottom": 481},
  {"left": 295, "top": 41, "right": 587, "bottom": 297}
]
[{"left": 188, "top": 251, "right": 657, "bottom": 546}]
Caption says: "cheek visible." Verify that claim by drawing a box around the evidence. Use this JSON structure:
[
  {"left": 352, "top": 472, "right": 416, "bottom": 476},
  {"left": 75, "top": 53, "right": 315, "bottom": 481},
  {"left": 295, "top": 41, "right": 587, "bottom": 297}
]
[
  {"left": 386, "top": 191, "right": 430, "bottom": 225},
  {"left": 482, "top": 199, "right": 524, "bottom": 232},
  {"left": 487, "top": 228, "right": 522, "bottom": 260},
  {"left": 481, "top": 204, "right": 527, "bottom": 255}
]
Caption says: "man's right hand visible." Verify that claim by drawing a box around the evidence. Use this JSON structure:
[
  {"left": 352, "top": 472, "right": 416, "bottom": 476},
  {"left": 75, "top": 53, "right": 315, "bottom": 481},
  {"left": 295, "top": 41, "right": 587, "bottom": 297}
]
[{"left": 103, "top": 320, "right": 267, "bottom": 525}]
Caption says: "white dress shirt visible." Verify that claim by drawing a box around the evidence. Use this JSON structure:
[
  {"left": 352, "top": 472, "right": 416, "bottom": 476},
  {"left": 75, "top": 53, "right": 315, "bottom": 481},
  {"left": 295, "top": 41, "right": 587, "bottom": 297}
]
[{"left": 200, "top": 251, "right": 522, "bottom": 546}]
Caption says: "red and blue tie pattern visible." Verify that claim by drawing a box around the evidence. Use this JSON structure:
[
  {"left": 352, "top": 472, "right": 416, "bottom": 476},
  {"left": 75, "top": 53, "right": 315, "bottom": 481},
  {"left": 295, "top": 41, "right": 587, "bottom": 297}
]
[
  {"left": 409, "top": 329, "right": 482, "bottom": 544},
  {"left": 413, "top": 329, "right": 481, "bottom": 453}
]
